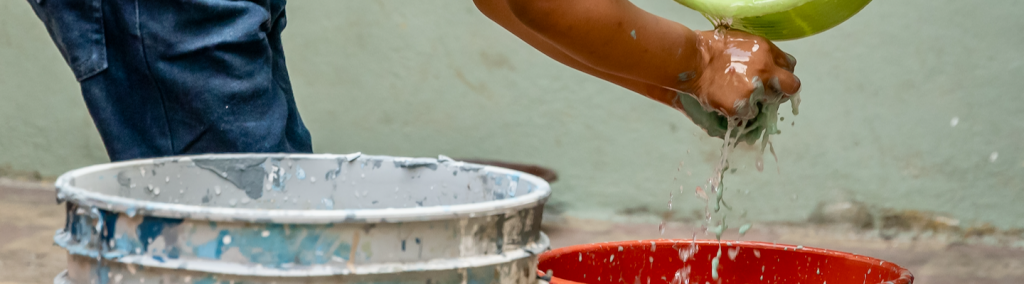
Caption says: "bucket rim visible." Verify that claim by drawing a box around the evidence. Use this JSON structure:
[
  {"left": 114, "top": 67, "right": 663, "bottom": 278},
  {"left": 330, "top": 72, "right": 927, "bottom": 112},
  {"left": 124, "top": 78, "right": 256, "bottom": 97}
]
[
  {"left": 54, "top": 153, "right": 552, "bottom": 224},
  {"left": 537, "top": 239, "right": 914, "bottom": 284}
]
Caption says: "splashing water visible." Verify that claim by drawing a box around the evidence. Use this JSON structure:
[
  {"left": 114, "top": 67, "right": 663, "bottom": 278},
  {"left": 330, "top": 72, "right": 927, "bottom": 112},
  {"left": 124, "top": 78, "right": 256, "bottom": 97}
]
[{"left": 668, "top": 24, "right": 802, "bottom": 283}]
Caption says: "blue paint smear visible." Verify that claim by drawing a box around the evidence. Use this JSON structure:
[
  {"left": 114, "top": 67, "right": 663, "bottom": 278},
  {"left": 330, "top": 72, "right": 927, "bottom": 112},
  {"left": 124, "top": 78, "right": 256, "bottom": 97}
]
[
  {"left": 214, "top": 224, "right": 352, "bottom": 267},
  {"left": 96, "top": 264, "right": 110, "bottom": 284},
  {"left": 114, "top": 236, "right": 141, "bottom": 254},
  {"left": 152, "top": 255, "right": 165, "bottom": 263},
  {"left": 166, "top": 246, "right": 181, "bottom": 259},
  {"left": 98, "top": 209, "right": 119, "bottom": 249},
  {"left": 193, "top": 276, "right": 219, "bottom": 284},
  {"left": 73, "top": 215, "right": 94, "bottom": 243},
  {"left": 193, "top": 230, "right": 229, "bottom": 259},
  {"left": 507, "top": 174, "right": 520, "bottom": 197},
  {"left": 184, "top": 224, "right": 359, "bottom": 267},
  {"left": 136, "top": 216, "right": 183, "bottom": 252}
]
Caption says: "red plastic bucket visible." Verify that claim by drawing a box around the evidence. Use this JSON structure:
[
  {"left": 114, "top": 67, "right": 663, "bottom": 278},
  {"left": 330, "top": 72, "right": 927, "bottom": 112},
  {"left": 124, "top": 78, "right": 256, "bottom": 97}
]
[{"left": 538, "top": 239, "right": 913, "bottom": 284}]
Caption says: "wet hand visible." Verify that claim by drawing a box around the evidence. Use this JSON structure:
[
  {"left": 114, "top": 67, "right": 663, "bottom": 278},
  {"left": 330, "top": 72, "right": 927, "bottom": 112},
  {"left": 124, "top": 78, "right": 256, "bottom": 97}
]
[{"left": 691, "top": 29, "right": 800, "bottom": 119}]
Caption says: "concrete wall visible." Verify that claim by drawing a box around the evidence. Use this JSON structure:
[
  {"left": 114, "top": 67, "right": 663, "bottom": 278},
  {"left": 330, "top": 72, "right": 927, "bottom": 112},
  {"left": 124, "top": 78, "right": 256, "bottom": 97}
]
[{"left": 2, "top": 0, "right": 1022, "bottom": 228}]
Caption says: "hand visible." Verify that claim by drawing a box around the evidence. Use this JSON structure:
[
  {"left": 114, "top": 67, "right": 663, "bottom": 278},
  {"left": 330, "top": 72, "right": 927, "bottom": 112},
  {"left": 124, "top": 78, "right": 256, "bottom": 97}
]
[{"left": 690, "top": 29, "right": 800, "bottom": 119}]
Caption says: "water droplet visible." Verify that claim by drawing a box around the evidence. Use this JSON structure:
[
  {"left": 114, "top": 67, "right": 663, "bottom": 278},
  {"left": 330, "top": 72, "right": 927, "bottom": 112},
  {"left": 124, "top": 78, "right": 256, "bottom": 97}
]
[
  {"left": 153, "top": 187, "right": 161, "bottom": 195},
  {"left": 261, "top": 231, "right": 270, "bottom": 237},
  {"left": 695, "top": 186, "right": 708, "bottom": 200},
  {"left": 950, "top": 116, "right": 959, "bottom": 127},
  {"left": 222, "top": 235, "right": 232, "bottom": 245},
  {"left": 990, "top": 152, "right": 999, "bottom": 162},
  {"left": 738, "top": 224, "right": 752, "bottom": 236},
  {"left": 214, "top": 186, "right": 221, "bottom": 195},
  {"left": 165, "top": 176, "right": 170, "bottom": 183},
  {"left": 659, "top": 222, "right": 666, "bottom": 235}
]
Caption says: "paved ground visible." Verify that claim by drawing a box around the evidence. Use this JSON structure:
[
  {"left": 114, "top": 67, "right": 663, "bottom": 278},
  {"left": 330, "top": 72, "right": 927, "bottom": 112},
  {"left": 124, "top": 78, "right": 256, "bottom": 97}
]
[{"left": 2, "top": 180, "right": 1022, "bottom": 284}]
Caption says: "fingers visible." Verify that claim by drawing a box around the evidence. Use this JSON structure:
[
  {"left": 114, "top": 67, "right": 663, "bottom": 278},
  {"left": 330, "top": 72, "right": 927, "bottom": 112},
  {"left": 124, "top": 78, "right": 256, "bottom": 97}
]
[
  {"left": 767, "top": 41, "right": 796, "bottom": 72},
  {"left": 771, "top": 68, "right": 801, "bottom": 95},
  {"left": 782, "top": 52, "right": 797, "bottom": 71}
]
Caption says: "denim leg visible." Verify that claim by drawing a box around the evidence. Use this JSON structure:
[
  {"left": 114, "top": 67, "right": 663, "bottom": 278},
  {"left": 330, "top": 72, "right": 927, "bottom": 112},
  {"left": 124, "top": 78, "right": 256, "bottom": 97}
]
[
  {"left": 135, "top": 0, "right": 312, "bottom": 157},
  {"left": 30, "top": 0, "right": 312, "bottom": 162}
]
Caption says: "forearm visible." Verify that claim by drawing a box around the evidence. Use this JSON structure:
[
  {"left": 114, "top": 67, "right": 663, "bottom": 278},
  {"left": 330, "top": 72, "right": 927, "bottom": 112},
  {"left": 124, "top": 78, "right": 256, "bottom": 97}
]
[
  {"left": 504, "top": 0, "right": 704, "bottom": 93},
  {"left": 474, "top": 0, "right": 685, "bottom": 108}
]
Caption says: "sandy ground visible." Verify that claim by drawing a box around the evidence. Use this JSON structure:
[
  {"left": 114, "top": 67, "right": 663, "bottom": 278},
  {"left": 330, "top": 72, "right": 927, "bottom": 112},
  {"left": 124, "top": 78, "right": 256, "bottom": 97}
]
[{"left": 2, "top": 179, "right": 1022, "bottom": 284}]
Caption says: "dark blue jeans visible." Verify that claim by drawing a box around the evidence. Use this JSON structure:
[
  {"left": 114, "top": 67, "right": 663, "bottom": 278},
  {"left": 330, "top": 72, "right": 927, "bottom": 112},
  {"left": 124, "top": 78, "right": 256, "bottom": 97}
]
[{"left": 28, "top": 0, "right": 313, "bottom": 162}]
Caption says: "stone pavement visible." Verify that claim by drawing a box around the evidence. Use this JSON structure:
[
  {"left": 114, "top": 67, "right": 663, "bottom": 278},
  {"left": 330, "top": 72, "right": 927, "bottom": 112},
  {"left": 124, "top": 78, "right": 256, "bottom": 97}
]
[{"left": 2, "top": 180, "right": 1022, "bottom": 284}]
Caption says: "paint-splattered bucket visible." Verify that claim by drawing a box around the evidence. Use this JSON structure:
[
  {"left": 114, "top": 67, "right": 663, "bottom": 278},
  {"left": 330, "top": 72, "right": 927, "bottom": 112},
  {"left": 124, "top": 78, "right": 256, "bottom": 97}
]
[
  {"left": 537, "top": 239, "right": 913, "bottom": 284},
  {"left": 52, "top": 153, "right": 550, "bottom": 283}
]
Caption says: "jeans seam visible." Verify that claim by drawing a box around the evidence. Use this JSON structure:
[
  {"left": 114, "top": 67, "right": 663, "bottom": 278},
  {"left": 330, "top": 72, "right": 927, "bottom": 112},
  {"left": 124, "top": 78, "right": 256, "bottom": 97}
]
[{"left": 134, "top": 0, "right": 176, "bottom": 155}]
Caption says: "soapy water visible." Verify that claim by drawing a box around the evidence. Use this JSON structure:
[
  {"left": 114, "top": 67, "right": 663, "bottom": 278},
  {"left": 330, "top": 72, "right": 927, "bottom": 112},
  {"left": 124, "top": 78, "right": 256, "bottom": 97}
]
[{"left": 668, "top": 24, "right": 801, "bottom": 282}]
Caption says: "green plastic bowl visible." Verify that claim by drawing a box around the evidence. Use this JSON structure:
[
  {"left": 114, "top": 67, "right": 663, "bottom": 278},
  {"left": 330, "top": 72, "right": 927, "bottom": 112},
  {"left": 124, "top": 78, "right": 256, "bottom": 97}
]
[{"left": 674, "top": 0, "right": 873, "bottom": 41}]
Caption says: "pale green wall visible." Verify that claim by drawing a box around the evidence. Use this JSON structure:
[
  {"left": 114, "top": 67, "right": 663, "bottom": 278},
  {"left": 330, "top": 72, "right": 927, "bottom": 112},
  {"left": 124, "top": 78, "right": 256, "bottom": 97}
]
[{"left": 2, "top": 0, "right": 1022, "bottom": 228}]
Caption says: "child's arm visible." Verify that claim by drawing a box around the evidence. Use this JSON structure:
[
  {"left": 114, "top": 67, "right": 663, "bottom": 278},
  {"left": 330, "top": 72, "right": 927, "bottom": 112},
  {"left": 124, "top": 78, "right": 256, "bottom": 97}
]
[
  {"left": 474, "top": 0, "right": 799, "bottom": 119},
  {"left": 473, "top": 0, "right": 676, "bottom": 104}
]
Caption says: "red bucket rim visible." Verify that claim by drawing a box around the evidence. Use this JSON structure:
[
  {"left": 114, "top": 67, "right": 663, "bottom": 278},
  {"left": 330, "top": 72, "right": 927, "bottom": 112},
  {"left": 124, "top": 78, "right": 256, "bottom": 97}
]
[{"left": 537, "top": 239, "right": 913, "bottom": 284}]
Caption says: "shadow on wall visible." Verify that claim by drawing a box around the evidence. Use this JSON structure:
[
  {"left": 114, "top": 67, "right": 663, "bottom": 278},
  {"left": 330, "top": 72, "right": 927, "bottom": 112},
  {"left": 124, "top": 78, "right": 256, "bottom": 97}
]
[
  {"left": 0, "top": 164, "right": 49, "bottom": 182},
  {"left": 808, "top": 200, "right": 1024, "bottom": 241},
  {"left": 598, "top": 197, "right": 1024, "bottom": 243}
]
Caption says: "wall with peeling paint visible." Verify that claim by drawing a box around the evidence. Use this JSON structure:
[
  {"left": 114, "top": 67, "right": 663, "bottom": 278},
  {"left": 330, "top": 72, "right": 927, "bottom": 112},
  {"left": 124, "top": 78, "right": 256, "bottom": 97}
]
[{"left": 1, "top": 0, "right": 1023, "bottom": 229}]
